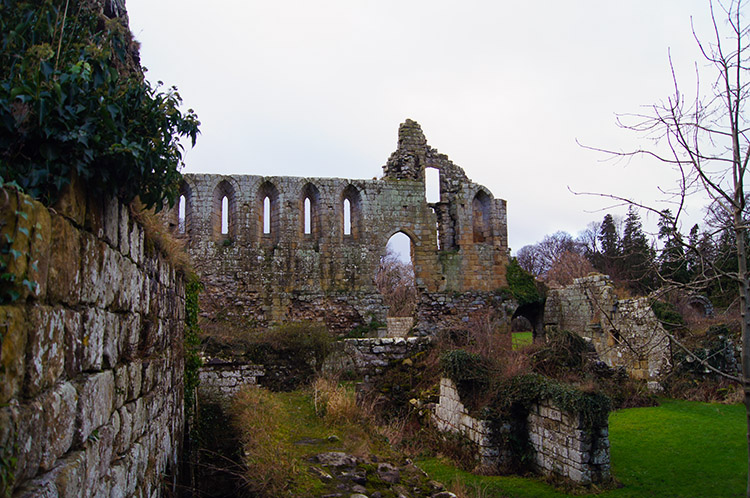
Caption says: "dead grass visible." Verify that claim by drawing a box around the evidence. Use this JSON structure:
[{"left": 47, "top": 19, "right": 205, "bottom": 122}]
[
  {"left": 229, "top": 387, "right": 297, "bottom": 495},
  {"left": 129, "top": 198, "right": 191, "bottom": 274},
  {"left": 312, "top": 376, "right": 359, "bottom": 424}
]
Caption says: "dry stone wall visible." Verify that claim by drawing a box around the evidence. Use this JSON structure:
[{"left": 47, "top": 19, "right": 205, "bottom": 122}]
[
  {"left": 433, "top": 378, "right": 611, "bottom": 484},
  {"left": 172, "top": 120, "right": 509, "bottom": 336},
  {"left": 544, "top": 274, "right": 670, "bottom": 384},
  {"left": 527, "top": 401, "right": 610, "bottom": 483},
  {"left": 0, "top": 184, "right": 186, "bottom": 497},
  {"left": 324, "top": 337, "right": 431, "bottom": 379},
  {"left": 198, "top": 362, "right": 264, "bottom": 402},
  {"left": 432, "top": 378, "right": 506, "bottom": 467}
]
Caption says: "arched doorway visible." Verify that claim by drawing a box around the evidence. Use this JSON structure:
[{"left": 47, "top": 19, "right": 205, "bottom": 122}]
[{"left": 376, "top": 232, "right": 417, "bottom": 336}]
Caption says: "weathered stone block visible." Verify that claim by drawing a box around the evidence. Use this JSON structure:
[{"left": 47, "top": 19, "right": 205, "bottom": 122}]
[
  {"left": 25, "top": 306, "right": 66, "bottom": 396},
  {"left": 38, "top": 381, "right": 77, "bottom": 471},
  {"left": 47, "top": 214, "right": 81, "bottom": 305},
  {"left": 76, "top": 371, "right": 115, "bottom": 445},
  {"left": 14, "top": 399, "right": 44, "bottom": 482},
  {"left": 81, "top": 308, "right": 105, "bottom": 371},
  {"left": 0, "top": 306, "right": 27, "bottom": 404},
  {"left": 62, "top": 310, "right": 84, "bottom": 378}
]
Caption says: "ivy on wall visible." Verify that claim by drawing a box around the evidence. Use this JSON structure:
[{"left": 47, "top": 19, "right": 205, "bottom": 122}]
[{"left": 0, "top": 0, "right": 199, "bottom": 209}]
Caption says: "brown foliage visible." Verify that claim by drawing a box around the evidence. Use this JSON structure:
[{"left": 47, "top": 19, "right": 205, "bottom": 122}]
[{"left": 375, "top": 248, "right": 417, "bottom": 317}]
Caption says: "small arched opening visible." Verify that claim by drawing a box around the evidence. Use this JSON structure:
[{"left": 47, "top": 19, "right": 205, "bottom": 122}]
[
  {"left": 511, "top": 302, "right": 545, "bottom": 346},
  {"left": 301, "top": 183, "right": 321, "bottom": 241},
  {"left": 258, "top": 181, "right": 280, "bottom": 244},
  {"left": 472, "top": 190, "right": 492, "bottom": 243},
  {"left": 342, "top": 185, "right": 361, "bottom": 240},
  {"left": 212, "top": 179, "right": 236, "bottom": 241}
]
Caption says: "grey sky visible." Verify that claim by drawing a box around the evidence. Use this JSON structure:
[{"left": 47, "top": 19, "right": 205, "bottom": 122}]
[{"left": 127, "top": 0, "right": 716, "bottom": 253}]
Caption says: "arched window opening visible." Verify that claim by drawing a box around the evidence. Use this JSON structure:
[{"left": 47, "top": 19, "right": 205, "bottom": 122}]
[
  {"left": 341, "top": 184, "right": 361, "bottom": 240},
  {"left": 212, "top": 179, "right": 236, "bottom": 241},
  {"left": 300, "top": 183, "right": 321, "bottom": 240},
  {"left": 263, "top": 196, "right": 271, "bottom": 234},
  {"left": 257, "top": 181, "right": 280, "bottom": 244},
  {"left": 304, "top": 198, "right": 312, "bottom": 235},
  {"left": 221, "top": 196, "right": 229, "bottom": 235},
  {"left": 425, "top": 167, "right": 440, "bottom": 203},
  {"left": 343, "top": 199, "right": 352, "bottom": 235},
  {"left": 472, "top": 190, "right": 491, "bottom": 243},
  {"left": 376, "top": 232, "right": 417, "bottom": 318},
  {"left": 178, "top": 195, "right": 186, "bottom": 234}
]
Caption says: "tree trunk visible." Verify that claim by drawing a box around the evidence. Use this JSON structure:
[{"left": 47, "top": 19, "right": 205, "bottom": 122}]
[{"left": 735, "top": 204, "right": 750, "bottom": 498}]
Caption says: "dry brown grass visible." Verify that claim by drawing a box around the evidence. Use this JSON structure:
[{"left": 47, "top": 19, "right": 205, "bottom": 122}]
[
  {"left": 229, "top": 387, "right": 297, "bottom": 496},
  {"left": 129, "top": 198, "right": 191, "bottom": 274},
  {"left": 312, "top": 376, "right": 360, "bottom": 424}
]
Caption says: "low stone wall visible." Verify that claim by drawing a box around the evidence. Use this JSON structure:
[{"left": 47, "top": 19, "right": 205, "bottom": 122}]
[
  {"left": 324, "top": 337, "right": 431, "bottom": 379},
  {"left": 527, "top": 401, "right": 610, "bottom": 483},
  {"left": 198, "top": 361, "right": 265, "bottom": 402},
  {"left": 415, "top": 291, "right": 515, "bottom": 336},
  {"left": 432, "top": 378, "right": 610, "bottom": 484},
  {"left": 432, "top": 378, "right": 506, "bottom": 467},
  {"left": 0, "top": 186, "right": 186, "bottom": 497}
]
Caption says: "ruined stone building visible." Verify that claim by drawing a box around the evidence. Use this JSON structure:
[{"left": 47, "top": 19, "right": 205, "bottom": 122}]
[{"left": 170, "top": 120, "right": 511, "bottom": 334}]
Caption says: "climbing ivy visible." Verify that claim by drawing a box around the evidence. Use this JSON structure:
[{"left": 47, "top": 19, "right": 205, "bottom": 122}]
[
  {"left": 505, "top": 258, "right": 544, "bottom": 306},
  {"left": 0, "top": 0, "right": 199, "bottom": 209},
  {"left": 184, "top": 273, "right": 203, "bottom": 412}
]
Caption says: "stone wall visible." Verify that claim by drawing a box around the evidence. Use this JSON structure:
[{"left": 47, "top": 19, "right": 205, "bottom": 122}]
[
  {"left": 527, "top": 401, "right": 610, "bottom": 483},
  {"left": 386, "top": 317, "right": 414, "bottom": 337},
  {"left": 171, "top": 120, "right": 509, "bottom": 336},
  {"left": 0, "top": 185, "right": 186, "bottom": 497},
  {"left": 432, "top": 378, "right": 611, "bottom": 484},
  {"left": 415, "top": 291, "right": 516, "bottom": 336},
  {"left": 324, "top": 337, "right": 431, "bottom": 379},
  {"left": 198, "top": 362, "right": 264, "bottom": 402},
  {"left": 432, "top": 378, "right": 506, "bottom": 468},
  {"left": 544, "top": 274, "right": 670, "bottom": 384}
]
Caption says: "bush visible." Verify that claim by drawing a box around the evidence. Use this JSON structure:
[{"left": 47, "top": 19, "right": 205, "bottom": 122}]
[
  {"left": 0, "top": 0, "right": 199, "bottom": 209},
  {"left": 260, "top": 321, "right": 334, "bottom": 372}
]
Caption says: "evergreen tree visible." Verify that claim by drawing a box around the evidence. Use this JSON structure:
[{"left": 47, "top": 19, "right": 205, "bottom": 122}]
[
  {"left": 620, "top": 206, "right": 655, "bottom": 292},
  {"left": 657, "top": 209, "right": 689, "bottom": 284},
  {"left": 596, "top": 213, "right": 620, "bottom": 277}
]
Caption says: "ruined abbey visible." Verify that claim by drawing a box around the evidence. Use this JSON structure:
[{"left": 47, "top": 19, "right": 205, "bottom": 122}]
[{"left": 172, "top": 119, "right": 510, "bottom": 334}]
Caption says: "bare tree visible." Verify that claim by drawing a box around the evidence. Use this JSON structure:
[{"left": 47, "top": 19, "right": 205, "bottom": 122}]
[
  {"left": 375, "top": 248, "right": 417, "bottom": 317},
  {"left": 583, "top": 1, "right": 750, "bottom": 493}
]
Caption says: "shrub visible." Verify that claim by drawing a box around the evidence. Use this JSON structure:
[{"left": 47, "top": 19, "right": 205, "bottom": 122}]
[
  {"left": 261, "top": 321, "right": 334, "bottom": 372},
  {"left": 0, "top": 0, "right": 199, "bottom": 209}
]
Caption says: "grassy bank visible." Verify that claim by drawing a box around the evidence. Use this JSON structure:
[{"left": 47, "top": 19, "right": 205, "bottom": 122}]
[{"left": 419, "top": 399, "right": 746, "bottom": 498}]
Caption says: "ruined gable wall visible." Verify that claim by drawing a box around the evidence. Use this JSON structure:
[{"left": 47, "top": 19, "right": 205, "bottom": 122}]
[
  {"left": 1, "top": 184, "right": 186, "bottom": 497},
  {"left": 544, "top": 274, "right": 670, "bottom": 382},
  {"left": 178, "top": 121, "right": 509, "bottom": 334}
]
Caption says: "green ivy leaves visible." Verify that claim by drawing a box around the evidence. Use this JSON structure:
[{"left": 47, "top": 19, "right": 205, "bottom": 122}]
[{"left": 0, "top": 0, "right": 200, "bottom": 210}]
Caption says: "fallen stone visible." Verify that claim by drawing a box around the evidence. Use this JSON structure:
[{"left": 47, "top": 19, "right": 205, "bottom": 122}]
[
  {"left": 377, "top": 462, "right": 400, "bottom": 484},
  {"left": 315, "top": 452, "right": 358, "bottom": 467}
]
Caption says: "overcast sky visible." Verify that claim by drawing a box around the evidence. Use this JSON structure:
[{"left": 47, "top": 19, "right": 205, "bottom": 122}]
[{"left": 127, "top": 0, "right": 719, "bottom": 253}]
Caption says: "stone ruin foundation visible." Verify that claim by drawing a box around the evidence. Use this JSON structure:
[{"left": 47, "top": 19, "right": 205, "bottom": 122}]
[{"left": 433, "top": 378, "right": 611, "bottom": 485}]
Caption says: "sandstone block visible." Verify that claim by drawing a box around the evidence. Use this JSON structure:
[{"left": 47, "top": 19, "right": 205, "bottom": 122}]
[
  {"left": 76, "top": 371, "right": 115, "bottom": 445},
  {"left": 14, "top": 399, "right": 44, "bottom": 482},
  {"left": 47, "top": 214, "right": 81, "bottom": 305},
  {"left": 81, "top": 308, "right": 105, "bottom": 371},
  {"left": 103, "top": 197, "right": 119, "bottom": 247},
  {"left": 0, "top": 306, "right": 27, "bottom": 404},
  {"left": 25, "top": 306, "right": 66, "bottom": 396},
  {"left": 39, "top": 382, "right": 77, "bottom": 471}
]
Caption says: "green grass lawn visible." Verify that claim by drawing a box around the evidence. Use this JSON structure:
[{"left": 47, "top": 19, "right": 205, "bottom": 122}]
[
  {"left": 418, "top": 399, "right": 747, "bottom": 498},
  {"left": 512, "top": 331, "right": 533, "bottom": 350}
]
